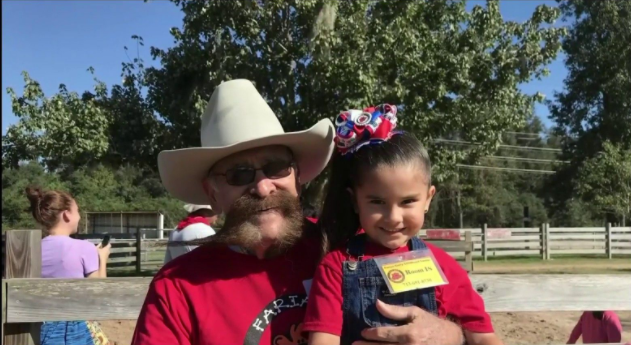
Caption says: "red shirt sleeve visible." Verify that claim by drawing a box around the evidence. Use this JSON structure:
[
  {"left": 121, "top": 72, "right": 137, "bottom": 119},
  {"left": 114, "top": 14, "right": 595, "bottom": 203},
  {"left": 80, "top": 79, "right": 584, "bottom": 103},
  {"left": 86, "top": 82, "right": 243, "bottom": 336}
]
[
  {"left": 604, "top": 311, "right": 623, "bottom": 343},
  {"left": 131, "top": 271, "right": 193, "bottom": 345},
  {"left": 302, "top": 251, "right": 344, "bottom": 336},
  {"left": 566, "top": 313, "right": 583, "bottom": 344},
  {"left": 429, "top": 244, "right": 494, "bottom": 333}
]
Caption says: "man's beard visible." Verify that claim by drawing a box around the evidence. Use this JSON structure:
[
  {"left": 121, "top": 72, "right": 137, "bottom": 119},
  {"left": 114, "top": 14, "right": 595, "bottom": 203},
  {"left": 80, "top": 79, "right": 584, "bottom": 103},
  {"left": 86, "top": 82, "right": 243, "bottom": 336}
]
[{"left": 204, "top": 190, "right": 305, "bottom": 257}]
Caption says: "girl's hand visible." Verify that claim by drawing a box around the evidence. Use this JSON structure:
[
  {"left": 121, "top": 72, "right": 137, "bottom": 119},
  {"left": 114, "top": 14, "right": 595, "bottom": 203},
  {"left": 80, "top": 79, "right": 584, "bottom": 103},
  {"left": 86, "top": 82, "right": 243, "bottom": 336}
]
[{"left": 96, "top": 243, "right": 111, "bottom": 260}]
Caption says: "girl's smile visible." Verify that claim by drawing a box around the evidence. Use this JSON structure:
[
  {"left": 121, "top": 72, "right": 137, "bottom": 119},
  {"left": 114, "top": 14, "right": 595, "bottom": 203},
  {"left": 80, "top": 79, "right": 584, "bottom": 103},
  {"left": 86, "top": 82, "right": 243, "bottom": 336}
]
[{"left": 352, "top": 162, "right": 435, "bottom": 250}]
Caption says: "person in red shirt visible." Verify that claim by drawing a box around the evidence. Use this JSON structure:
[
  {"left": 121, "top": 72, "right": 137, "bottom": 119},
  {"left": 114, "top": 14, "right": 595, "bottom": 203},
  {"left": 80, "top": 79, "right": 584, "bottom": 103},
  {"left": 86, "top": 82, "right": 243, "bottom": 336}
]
[
  {"left": 131, "top": 81, "right": 471, "bottom": 345},
  {"left": 567, "top": 311, "right": 623, "bottom": 344},
  {"left": 304, "top": 104, "right": 503, "bottom": 345}
]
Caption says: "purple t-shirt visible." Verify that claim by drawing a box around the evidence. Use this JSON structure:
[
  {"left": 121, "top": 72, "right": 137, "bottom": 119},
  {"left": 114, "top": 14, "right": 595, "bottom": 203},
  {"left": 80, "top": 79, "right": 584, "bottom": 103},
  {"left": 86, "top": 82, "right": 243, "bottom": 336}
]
[{"left": 41, "top": 236, "right": 99, "bottom": 278}]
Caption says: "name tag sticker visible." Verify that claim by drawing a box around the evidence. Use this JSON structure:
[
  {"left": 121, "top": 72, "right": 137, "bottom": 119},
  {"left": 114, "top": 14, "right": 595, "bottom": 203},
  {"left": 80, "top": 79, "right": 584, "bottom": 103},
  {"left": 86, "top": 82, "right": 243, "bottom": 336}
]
[
  {"left": 303, "top": 279, "right": 313, "bottom": 295},
  {"left": 374, "top": 249, "right": 448, "bottom": 294}
]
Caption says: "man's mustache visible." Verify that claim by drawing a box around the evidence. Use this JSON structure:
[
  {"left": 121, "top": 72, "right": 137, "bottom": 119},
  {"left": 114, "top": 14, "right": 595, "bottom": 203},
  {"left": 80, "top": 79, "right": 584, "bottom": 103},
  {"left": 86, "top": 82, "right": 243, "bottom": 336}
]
[
  {"left": 223, "top": 190, "right": 300, "bottom": 226},
  {"left": 172, "top": 190, "right": 304, "bottom": 253}
]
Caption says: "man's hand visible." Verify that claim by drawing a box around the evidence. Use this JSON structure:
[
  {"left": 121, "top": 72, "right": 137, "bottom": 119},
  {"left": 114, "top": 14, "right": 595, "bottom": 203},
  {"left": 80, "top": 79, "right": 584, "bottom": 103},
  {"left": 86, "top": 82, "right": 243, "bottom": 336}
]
[{"left": 352, "top": 300, "right": 465, "bottom": 345}]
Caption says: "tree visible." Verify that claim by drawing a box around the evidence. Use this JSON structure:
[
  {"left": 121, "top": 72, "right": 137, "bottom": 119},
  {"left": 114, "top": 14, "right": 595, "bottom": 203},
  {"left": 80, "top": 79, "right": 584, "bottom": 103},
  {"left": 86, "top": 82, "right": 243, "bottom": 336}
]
[
  {"left": 146, "top": 0, "right": 564, "bottom": 185},
  {"left": 3, "top": 71, "right": 111, "bottom": 172},
  {"left": 1, "top": 161, "right": 187, "bottom": 231},
  {"left": 96, "top": 36, "right": 167, "bottom": 169},
  {"left": 428, "top": 115, "right": 556, "bottom": 228},
  {"left": 2, "top": 0, "right": 567, "bottom": 224},
  {"left": 546, "top": 0, "right": 631, "bottom": 220},
  {"left": 576, "top": 141, "right": 631, "bottom": 225},
  {"left": 1, "top": 161, "right": 68, "bottom": 229}
]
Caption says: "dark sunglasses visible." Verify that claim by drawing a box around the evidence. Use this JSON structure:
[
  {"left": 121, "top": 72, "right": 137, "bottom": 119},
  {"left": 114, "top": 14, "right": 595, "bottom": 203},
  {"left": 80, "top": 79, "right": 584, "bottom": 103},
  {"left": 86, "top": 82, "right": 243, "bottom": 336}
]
[{"left": 212, "top": 161, "right": 296, "bottom": 186}]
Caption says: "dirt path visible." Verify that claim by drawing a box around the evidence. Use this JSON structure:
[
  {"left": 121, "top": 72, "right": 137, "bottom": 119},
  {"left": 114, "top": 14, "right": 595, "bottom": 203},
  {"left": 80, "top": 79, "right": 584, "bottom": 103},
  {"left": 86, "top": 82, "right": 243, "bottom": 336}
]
[{"left": 100, "top": 311, "right": 631, "bottom": 345}]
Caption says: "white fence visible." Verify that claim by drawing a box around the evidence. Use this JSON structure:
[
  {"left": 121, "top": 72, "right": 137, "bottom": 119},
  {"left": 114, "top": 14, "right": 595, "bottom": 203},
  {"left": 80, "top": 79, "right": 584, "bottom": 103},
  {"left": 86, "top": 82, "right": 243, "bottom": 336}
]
[{"left": 420, "top": 224, "right": 631, "bottom": 260}]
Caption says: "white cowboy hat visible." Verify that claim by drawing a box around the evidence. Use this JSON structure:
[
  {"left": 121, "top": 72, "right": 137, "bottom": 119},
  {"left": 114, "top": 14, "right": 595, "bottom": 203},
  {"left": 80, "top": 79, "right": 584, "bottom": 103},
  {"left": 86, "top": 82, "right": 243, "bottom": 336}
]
[
  {"left": 158, "top": 79, "right": 335, "bottom": 205},
  {"left": 183, "top": 204, "right": 213, "bottom": 213}
]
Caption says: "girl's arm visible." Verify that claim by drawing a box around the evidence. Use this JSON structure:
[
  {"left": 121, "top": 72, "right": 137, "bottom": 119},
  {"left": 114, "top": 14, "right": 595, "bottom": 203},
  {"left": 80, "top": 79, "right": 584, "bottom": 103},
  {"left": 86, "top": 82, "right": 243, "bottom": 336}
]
[
  {"left": 86, "top": 243, "right": 110, "bottom": 278},
  {"left": 308, "top": 332, "right": 339, "bottom": 345},
  {"left": 302, "top": 253, "right": 345, "bottom": 344}
]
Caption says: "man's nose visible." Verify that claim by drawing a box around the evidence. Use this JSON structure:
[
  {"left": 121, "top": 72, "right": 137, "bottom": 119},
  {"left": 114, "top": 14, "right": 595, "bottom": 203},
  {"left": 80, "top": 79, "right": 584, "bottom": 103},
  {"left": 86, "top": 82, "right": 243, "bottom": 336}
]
[{"left": 249, "top": 170, "right": 277, "bottom": 198}]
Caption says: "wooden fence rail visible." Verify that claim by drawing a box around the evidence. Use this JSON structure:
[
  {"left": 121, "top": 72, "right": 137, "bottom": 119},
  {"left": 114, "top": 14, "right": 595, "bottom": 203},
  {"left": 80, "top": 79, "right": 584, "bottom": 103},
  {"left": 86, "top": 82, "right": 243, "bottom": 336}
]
[
  {"left": 2, "top": 229, "right": 630, "bottom": 345},
  {"left": 421, "top": 223, "right": 631, "bottom": 261},
  {"left": 2, "top": 275, "right": 630, "bottom": 344}
]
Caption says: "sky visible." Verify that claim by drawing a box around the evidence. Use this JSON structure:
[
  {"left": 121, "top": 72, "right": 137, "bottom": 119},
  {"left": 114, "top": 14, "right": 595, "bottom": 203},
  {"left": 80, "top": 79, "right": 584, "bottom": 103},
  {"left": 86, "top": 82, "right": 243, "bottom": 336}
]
[{"left": 2, "top": 0, "right": 568, "bottom": 136}]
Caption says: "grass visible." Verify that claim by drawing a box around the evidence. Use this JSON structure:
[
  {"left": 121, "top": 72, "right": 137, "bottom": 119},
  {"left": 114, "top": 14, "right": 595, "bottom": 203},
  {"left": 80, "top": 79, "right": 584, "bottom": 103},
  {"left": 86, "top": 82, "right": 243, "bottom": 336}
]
[{"left": 474, "top": 257, "right": 631, "bottom": 274}]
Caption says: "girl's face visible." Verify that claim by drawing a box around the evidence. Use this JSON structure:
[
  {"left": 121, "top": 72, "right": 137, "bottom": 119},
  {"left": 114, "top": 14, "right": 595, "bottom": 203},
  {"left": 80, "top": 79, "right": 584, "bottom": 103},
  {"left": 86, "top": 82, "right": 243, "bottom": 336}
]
[{"left": 352, "top": 162, "right": 435, "bottom": 250}]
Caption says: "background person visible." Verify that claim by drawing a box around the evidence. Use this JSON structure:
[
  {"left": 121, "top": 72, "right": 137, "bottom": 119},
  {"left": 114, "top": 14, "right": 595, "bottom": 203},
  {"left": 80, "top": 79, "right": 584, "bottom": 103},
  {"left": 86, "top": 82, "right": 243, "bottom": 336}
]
[
  {"left": 567, "top": 311, "right": 623, "bottom": 344},
  {"left": 164, "top": 204, "right": 217, "bottom": 263},
  {"left": 26, "top": 186, "right": 111, "bottom": 345}
]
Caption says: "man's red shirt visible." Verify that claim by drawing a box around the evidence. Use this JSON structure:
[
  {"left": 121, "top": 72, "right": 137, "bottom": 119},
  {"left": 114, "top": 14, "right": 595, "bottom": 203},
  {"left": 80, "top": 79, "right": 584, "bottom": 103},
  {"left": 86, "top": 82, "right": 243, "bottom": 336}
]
[{"left": 131, "top": 221, "right": 320, "bottom": 345}]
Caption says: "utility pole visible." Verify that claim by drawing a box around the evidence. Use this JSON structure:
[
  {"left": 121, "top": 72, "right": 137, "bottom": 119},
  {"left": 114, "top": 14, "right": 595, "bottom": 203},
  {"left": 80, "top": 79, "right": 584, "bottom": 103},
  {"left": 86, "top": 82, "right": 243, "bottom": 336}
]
[
  {"left": 523, "top": 206, "right": 531, "bottom": 227},
  {"left": 456, "top": 173, "right": 463, "bottom": 229}
]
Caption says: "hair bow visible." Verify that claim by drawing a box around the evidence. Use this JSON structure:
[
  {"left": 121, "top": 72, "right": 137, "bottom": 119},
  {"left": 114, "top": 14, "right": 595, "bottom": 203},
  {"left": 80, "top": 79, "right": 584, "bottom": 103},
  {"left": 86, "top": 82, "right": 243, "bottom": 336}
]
[{"left": 334, "top": 104, "right": 398, "bottom": 155}]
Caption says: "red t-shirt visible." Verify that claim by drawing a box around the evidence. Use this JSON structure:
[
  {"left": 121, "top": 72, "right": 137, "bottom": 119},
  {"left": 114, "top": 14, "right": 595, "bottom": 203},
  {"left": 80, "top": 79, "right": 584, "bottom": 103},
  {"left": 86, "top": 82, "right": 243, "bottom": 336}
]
[
  {"left": 131, "top": 221, "right": 321, "bottom": 345},
  {"left": 303, "top": 240, "right": 494, "bottom": 336}
]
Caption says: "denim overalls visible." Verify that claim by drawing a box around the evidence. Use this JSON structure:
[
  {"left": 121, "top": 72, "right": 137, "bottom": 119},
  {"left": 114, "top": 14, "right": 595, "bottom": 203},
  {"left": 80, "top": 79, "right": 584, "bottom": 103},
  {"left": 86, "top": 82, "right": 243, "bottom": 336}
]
[{"left": 341, "top": 233, "right": 438, "bottom": 344}]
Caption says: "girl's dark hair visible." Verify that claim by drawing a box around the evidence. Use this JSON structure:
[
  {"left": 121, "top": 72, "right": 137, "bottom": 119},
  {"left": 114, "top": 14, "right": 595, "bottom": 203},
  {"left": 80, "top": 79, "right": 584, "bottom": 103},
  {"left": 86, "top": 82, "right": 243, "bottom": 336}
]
[
  {"left": 302, "top": 203, "right": 319, "bottom": 219},
  {"left": 25, "top": 186, "right": 75, "bottom": 232},
  {"left": 318, "top": 131, "right": 432, "bottom": 256}
]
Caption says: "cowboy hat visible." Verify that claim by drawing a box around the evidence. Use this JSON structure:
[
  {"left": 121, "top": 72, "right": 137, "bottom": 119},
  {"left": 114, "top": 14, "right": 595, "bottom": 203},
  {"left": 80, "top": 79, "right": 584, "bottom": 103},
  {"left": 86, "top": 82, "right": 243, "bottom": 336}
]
[
  {"left": 158, "top": 79, "right": 335, "bottom": 205},
  {"left": 183, "top": 204, "right": 213, "bottom": 213}
]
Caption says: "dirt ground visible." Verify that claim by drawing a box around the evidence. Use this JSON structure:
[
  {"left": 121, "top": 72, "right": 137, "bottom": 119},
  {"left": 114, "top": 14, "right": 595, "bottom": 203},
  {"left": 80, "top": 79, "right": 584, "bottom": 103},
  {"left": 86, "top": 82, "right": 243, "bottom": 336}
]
[
  {"left": 100, "top": 259, "right": 631, "bottom": 344},
  {"left": 99, "top": 312, "right": 631, "bottom": 345}
]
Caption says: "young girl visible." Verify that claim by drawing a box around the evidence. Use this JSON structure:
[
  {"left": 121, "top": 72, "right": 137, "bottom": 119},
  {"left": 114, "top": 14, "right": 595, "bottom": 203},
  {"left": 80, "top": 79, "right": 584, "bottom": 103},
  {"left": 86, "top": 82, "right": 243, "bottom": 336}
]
[
  {"left": 302, "top": 104, "right": 496, "bottom": 345},
  {"left": 26, "top": 186, "right": 112, "bottom": 345}
]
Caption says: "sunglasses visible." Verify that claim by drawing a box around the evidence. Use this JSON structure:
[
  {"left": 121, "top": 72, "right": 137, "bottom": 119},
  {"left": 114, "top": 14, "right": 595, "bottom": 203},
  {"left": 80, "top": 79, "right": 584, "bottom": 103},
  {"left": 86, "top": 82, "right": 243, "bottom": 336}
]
[{"left": 212, "top": 161, "right": 296, "bottom": 186}]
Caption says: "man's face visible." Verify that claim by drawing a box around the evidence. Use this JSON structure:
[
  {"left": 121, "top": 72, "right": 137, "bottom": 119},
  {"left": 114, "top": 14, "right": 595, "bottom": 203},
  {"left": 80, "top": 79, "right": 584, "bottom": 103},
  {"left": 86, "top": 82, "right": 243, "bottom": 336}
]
[{"left": 203, "top": 146, "right": 303, "bottom": 250}]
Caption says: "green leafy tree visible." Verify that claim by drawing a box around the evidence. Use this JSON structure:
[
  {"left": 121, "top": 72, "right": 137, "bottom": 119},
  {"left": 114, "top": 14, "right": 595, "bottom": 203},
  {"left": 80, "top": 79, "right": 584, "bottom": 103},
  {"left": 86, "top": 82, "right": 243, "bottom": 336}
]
[
  {"left": 146, "top": 0, "right": 564, "bottom": 188},
  {"left": 97, "top": 36, "right": 167, "bottom": 169},
  {"left": 3, "top": 71, "right": 111, "bottom": 172},
  {"left": 2, "top": 0, "right": 567, "bottom": 227},
  {"left": 547, "top": 0, "right": 631, "bottom": 220},
  {"left": 1, "top": 161, "right": 188, "bottom": 232},
  {"left": 576, "top": 141, "right": 631, "bottom": 225},
  {"left": 2, "top": 161, "right": 69, "bottom": 229}
]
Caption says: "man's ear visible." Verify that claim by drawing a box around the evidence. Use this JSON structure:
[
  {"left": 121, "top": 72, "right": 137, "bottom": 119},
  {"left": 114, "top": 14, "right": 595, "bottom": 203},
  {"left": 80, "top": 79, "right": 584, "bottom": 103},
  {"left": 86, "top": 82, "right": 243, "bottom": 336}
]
[
  {"left": 202, "top": 179, "right": 222, "bottom": 214},
  {"left": 346, "top": 187, "right": 359, "bottom": 213}
]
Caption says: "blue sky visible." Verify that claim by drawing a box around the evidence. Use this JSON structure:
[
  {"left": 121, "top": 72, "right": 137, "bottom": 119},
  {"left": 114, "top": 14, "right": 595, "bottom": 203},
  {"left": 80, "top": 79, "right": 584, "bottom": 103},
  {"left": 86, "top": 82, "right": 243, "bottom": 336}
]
[{"left": 2, "top": 0, "right": 567, "bottom": 135}]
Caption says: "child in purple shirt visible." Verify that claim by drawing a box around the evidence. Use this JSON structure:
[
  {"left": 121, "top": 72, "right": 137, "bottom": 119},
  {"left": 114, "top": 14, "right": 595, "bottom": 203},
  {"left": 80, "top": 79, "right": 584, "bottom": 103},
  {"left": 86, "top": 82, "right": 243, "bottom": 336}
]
[
  {"left": 41, "top": 235, "right": 101, "bottom": 278},
  {"left": 26, "top": 186, "right": 111, "bottom": 345}
]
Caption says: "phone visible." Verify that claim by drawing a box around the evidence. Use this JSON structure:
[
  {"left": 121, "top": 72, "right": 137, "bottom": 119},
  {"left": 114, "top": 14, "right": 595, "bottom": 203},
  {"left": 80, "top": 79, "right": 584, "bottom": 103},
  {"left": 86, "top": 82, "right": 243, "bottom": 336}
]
[{"left": 101, "top": 235, "right": 111, "bottom": 247}]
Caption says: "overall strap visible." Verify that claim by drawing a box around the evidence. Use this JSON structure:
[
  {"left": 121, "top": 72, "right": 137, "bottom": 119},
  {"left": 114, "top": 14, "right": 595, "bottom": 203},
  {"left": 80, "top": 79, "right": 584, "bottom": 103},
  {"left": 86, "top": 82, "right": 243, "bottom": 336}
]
[
  {"left": 409, "top": 236, "right": 428, "bottom": 251},
  {"left": 347, "top": 232, "right": 368, "bottom": 258}
]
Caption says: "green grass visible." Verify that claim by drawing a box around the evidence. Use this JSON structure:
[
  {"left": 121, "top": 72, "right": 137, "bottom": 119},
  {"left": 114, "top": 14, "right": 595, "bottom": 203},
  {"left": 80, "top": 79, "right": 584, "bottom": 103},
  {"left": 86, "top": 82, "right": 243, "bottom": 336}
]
[
  {"left": 476, "top": 253, "right": 631, "bottom": 262},
  {"left": 474, "top": 257, "right": 631, "bottom": 274}
]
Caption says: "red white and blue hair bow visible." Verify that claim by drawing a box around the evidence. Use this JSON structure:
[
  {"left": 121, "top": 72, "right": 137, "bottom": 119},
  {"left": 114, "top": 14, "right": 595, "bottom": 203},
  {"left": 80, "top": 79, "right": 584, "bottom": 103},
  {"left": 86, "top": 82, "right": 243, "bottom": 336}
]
[{"left": 334, "top": 104, "right": 398, "bottom": 155}]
